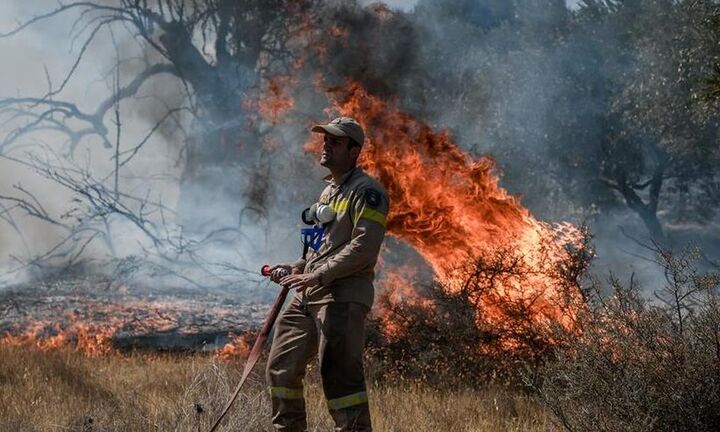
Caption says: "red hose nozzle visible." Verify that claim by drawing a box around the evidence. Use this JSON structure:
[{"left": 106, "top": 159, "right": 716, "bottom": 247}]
[{"left": 261, "top": 265, "right": 272, "bottom": 277}]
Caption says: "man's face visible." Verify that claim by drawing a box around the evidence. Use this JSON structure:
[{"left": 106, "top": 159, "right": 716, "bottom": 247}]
[{"left": 320, "top": 134, "right": 359, "bottom": 169}]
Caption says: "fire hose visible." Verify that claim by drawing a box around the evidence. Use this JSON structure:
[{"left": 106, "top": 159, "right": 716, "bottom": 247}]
[{"left": 208, "top": 265, "right": 290, "bottom": 432}]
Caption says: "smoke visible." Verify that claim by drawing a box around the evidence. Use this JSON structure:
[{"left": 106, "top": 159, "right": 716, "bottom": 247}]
[
  {"left": 0, "top": 2, "right": 214, "bottom": 287},
  {"left": 358, "top": 0, "right": 417, "bottom": 10},
  {"left": 0, "top": 0, "right": 713, "bottom": 294},
  {"left": 0, "top": 1, "right": 323, "bottom": 289},
  {"left": 311, "top": 0, "right": 703, "bottom": 288}
]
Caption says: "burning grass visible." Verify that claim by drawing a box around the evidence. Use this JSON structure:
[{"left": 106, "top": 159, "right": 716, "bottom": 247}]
[
  {"left": 0, "top": 278, "right": 269, "bottom": 357},
  {"left": 0, "top": 346, "right": 553, "bottom": 432},
  {"left": 3, "top": 245, "right": 717, "bottom": 432}
]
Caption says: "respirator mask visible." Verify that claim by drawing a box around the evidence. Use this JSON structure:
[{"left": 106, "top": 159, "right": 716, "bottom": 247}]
[{"left": 302, "top": 203, "right": 336, "bottom": 225}]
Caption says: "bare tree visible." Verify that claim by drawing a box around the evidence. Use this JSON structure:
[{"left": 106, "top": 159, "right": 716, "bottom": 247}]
[
  {"left": 0, "top": 1, "right": 317, "bottom": 218},
  {"left": 0, "top": 1, "right": 326, "bottom": 286}
]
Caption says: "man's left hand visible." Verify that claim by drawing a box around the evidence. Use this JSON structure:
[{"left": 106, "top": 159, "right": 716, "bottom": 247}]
[{"left": 279, "top": 273, "right": 320, "bottom": 292}]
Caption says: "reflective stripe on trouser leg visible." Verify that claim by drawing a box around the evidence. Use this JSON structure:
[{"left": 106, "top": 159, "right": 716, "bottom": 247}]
[
  {"left": 327, "top": 391, "right": 369, "bottom": 410},
  {"left": 269, "top": 386, "right": 304, "bottom": 400},
  {"left": 316, "top": 302, "right": 372, "bottom": 432},
  {"left": 266, "top": 296, "right": 318, "bottom": 432}
]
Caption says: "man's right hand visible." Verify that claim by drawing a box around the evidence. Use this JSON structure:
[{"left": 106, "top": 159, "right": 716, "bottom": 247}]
[{"left": 268, "top": 264, "right": 292, "bottom": 283}]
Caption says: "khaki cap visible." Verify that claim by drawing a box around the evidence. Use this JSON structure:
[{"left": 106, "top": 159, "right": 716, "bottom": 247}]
[{"left": 311, "top": 117, "right": 365, "bottom": 146}]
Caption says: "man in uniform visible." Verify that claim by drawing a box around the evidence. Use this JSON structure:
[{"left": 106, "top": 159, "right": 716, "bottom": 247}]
[{"left": 265, "top": 117, "right": 389, "bottom": 432}]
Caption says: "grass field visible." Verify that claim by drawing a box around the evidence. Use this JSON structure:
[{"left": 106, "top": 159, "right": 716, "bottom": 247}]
[{"left": 0, "top": 346, "right": 555, "bottom": 431}]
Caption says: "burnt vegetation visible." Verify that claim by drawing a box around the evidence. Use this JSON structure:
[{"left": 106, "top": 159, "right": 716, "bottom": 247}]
[{"left": 368, "top": 230, "right": 593, "bottom": 387}]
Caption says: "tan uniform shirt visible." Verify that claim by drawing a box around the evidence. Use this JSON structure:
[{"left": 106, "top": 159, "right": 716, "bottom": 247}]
[{"left": 294, "top": 167, "right": 389, "bottom": 308}]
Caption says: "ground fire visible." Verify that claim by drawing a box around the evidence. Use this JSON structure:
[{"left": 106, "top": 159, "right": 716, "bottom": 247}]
[{"left": 0, "top": 284, "right": 268, "bottom": 358}]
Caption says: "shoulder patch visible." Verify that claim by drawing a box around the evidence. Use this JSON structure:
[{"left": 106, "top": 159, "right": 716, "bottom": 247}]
[{"left": 364, "top": 188, "right": 381, "bottom": 208}]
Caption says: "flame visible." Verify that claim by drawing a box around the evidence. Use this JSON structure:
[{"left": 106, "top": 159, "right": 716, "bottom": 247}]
[
  {"left": 373, "top": 265, "right": 433, "bottom": 340},
  {"left": 214, "top": 333, "right": 252, "bottom": 360},
  {"left": 3, "top": 87, "right": 584, "bottom": 358},
  {"left": 0, "top": 297, "right": 265, "bottom": 358},
  {"left": 2, "top": 14, "right": 585, "bottom": 357},
  {"left": 1, "top": 316, "right": 119, "bottom": 357},
  {"left": 305, "top": 81, "right": 585, "bottom": 337},
  {"left": 256, "top": 76, "right": 297, "bottom": 124}
]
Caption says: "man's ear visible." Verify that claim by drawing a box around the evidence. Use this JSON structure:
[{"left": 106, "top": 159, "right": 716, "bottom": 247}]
[{"left": 349, "top": 145, "right": 361, "bottom": 161}]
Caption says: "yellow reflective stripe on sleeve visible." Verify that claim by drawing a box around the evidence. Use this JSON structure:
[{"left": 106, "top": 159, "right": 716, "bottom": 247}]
[
  {"left": 327, "top": 391, "right": 369, "bottom": 410},
  {"left": 354, "top": 208, "right": 387, "bottom": 227},
  {"left": 269, "top": 386, "right": 304, "bottom": 399},
  {"left": 330, "top": 198, "right": 351, "bottom": 213}
]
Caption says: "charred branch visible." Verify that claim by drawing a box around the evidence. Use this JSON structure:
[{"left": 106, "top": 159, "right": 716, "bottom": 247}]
[{"left": 0, "top": 63, "right": 178, "bottom": 155}]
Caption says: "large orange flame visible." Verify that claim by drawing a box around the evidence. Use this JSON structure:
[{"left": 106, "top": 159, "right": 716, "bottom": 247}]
[{"left": 305, "top": 81, "right": 585, "bottom": 335}]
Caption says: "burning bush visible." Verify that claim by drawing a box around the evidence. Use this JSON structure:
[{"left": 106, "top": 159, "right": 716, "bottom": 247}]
[
  {"left": 535, "top": 247, "right": 720, "bottom": 432},
  {"left": 367, "top": 230, "right": 592, "bottom": 388}
]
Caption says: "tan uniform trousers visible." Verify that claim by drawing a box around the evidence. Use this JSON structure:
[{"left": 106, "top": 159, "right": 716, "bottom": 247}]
[{"left": 266, "top": 295, "right": 371, "bottom": 432}]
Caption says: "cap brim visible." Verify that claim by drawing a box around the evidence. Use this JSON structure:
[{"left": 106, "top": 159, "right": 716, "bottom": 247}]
[{"left": 311, "top": 124, "right": 348, "bottom": 137}]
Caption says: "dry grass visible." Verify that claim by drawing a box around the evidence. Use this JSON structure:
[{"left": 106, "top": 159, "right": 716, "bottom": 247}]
[{"left": 0, "top": 346, "right": 554, "bottom": 432}]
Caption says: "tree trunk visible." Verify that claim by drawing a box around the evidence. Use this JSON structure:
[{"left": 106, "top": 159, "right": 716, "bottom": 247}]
[
  {"left": 614, "top": 164, "right": 669, "bottom": 246},
  {"left": 155, "top": 21, "right": 270, "bottom": 234},
  {"left": 636, "top": 205, "right": 667, "bottom": 246}
]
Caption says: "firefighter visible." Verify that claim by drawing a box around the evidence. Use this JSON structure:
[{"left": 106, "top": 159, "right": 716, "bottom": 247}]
[{"left": 265, "top": 117, "right": 389, "bottom": 432}]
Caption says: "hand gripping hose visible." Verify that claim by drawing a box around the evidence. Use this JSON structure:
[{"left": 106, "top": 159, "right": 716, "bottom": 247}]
[{"left": 208, "top": 265, "right": 290, "bottom": 432}]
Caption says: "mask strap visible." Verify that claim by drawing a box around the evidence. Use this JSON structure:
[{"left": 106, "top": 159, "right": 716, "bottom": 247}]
[{"left": 301, "top": 226, "right": 325, "bottom": 259}]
